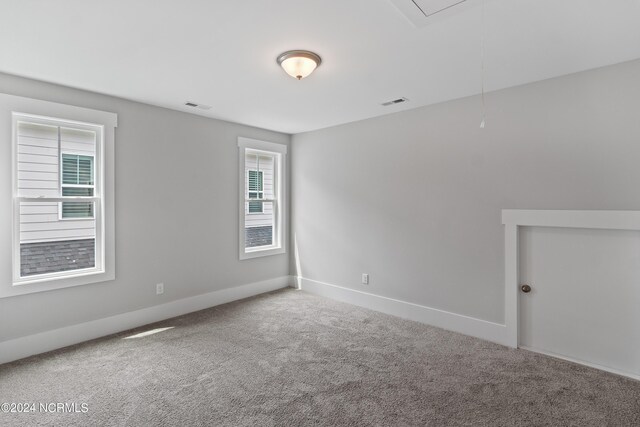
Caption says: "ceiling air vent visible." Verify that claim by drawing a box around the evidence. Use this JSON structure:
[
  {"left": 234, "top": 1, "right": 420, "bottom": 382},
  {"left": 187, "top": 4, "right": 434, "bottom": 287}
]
[
  {"left": 184, "top": 102, "right": 212, "bottom": 110},
  {"left": 381, "top": 97, "right": 409, "bottom": 107},
  {"left": 389, "top": 0, "right": 468, "bottom": 27}
]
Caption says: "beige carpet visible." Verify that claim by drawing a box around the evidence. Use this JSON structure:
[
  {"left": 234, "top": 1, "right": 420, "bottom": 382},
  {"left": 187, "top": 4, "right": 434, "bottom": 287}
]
[{"left": 1, "top": 288, "right": 638, "bottom": 426}]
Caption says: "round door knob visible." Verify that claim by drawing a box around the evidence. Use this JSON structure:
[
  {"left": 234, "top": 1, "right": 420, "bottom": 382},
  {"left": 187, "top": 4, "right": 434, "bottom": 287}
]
[{"left": 521, "top": 284, "right": 532, "bottom": 293}]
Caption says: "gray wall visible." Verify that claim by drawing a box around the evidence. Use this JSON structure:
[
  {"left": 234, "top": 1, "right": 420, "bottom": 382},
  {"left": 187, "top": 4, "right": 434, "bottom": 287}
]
[
  {"left": 0, "top": 73, "right": 291, "bottom": 341},
  {"left": 291, "top": 59, "right": 640, "bottom": 324}
]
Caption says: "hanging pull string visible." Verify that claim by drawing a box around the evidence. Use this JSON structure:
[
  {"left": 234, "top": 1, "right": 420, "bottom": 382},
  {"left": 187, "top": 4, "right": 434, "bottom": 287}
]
[{"left": 480, "top": 0, "right": 486, "bottom": 129}]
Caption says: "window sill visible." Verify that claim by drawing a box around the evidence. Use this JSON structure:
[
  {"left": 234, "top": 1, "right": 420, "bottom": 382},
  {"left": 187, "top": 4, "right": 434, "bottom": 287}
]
[
  {"left": 3, "top": 269, "right": 114, "bottom": 299},
  {"left": 240, "top": 245, "right": 285, "bottom": 260}
]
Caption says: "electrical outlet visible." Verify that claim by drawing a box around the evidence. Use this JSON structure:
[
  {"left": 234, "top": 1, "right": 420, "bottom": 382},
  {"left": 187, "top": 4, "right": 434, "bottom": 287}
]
[
  {"left": 362, "top": 273, "right": 369, "bottom": 285},
  {"left": 156, "top": 283, "right": 164, "bottom": 295}
]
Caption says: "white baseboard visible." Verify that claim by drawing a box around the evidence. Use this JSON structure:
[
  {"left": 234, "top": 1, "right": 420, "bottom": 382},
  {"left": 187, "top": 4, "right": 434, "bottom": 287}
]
[
  {"left": 0, "top": 276, "right": 291, "bottom": 365},
  {"left": 519, "top": 346, "right": 640, "bottom": 382},
  {"left": 298, "top": 277, "right": 511, "bottom": 347}
]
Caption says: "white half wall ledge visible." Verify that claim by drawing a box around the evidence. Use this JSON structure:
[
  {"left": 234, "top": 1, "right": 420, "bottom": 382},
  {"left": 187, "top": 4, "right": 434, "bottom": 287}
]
[
  {"left": 501, "top": 209, "right": 640, "bottom": 376},
  {"left": 502, "top": 209, "right": 640, "bottom": 230},
  {"left": 297, "top": 276, "right": 511, "bottom": 347},
  {"left": 0, "top": 276, "right": 292, "bottom": 365}
]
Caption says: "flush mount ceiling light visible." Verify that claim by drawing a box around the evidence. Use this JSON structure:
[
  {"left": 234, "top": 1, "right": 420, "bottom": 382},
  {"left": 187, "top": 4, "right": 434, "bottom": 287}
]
[{"left": 276, "top": 50, "right": 322, "bottom": 80}]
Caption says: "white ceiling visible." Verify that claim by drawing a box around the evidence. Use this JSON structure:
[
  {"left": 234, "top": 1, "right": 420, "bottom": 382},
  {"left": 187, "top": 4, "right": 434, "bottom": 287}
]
[{"left": 1, "top": 0, "right": 639, "bottom": 134}]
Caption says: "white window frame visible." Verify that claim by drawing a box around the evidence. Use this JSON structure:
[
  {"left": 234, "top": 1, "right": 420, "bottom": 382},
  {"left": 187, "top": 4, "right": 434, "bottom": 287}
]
[
  {"left": 1, "top": 93, "right": 117, "bottom": 298},
  {"left": 238, "top": 137, "right": 287, "bottom": 260},
  {"left": 58, "top": 151, "right": 96, "bottom": 221}
]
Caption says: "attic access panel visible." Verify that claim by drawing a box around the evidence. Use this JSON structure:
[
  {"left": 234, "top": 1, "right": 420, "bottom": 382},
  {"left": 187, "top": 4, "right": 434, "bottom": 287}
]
[
  {"left": 414, "top": 0, "right": 467, "bottom": 17},
  {"left": 389, "top": 0, "right": 467, "bottom": 27}
]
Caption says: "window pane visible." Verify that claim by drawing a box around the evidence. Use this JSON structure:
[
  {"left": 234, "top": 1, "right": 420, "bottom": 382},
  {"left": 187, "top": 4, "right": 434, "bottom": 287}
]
[
  {"left": 248, "top": 201, "right": 263, "bottom": 213},
  {"left": 62, "top": 202, "right": 94, "bottom": 218},
  {"left": 62, "top": 154, "right": 94, "bottom": 185},
  {"left": 62, "top": 187, "right": 94, "bottom": 197},
  {"left": 245, "top": 200, "right": 274, "bottom": 248},
  {"left": 62, "top": 154, "right": 78, "bottom": 184},
  {"left": 248, "top": 170, "right": 263, "bottom": 192},
  {"left": 78, "top": 156, "right": 93, "bottom": 185},
  {"left": 14, "top": 118, "right": 102, "bottom": 284},
  {"left": 244, "top": 151, "right": 276, "bottom": 250},
  {"left": 19, "top": 202, "right": 96, "bottom": 277}
]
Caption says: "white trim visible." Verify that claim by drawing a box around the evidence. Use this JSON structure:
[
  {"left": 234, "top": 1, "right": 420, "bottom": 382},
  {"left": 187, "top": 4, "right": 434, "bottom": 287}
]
[
  {"left": 287, "top": 275, "right": 297, "bottom": 288},
  {"left": 238, "top": 137, "right": 287, "bottom": 154},
  {"left": 298, "top": 276, "right": 510, "bottom": 346},
  {"left": 502, "top": 209, "right": 640, "bottom": 230},
  {"left": 0, "top": 276, "right": 291, "bottom": 365},
  {"left": 238, "top": 138, "right": 287, "bottom": 260},
  {"left": 520, "top": 346, "right": 640, "bottom": 382},
  {"left": 504, "top": 222, "right": 518, "bottom": 347},
  {"left": 6, "top": 102, "right": 117, "bottom": 128},
  {"left": 15, "top": 196, "right": 99, "bottom": 203},
  {"left": 58, "top": 212, "right": 96, "bottom": 221},
  {"left": 502, "top": 210, "right": 640, "bottom": 361}
]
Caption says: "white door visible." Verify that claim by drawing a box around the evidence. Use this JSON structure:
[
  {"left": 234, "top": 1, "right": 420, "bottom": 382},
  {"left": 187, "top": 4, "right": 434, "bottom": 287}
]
[{"left": 519, "top": 226, "right": 640, "bottom": 379}]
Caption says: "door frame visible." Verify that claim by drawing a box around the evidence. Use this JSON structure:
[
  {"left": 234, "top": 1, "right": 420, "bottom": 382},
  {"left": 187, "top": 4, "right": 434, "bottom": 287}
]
[{"left": 501, "top": 209, "right": 640, "bottom": 349}]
